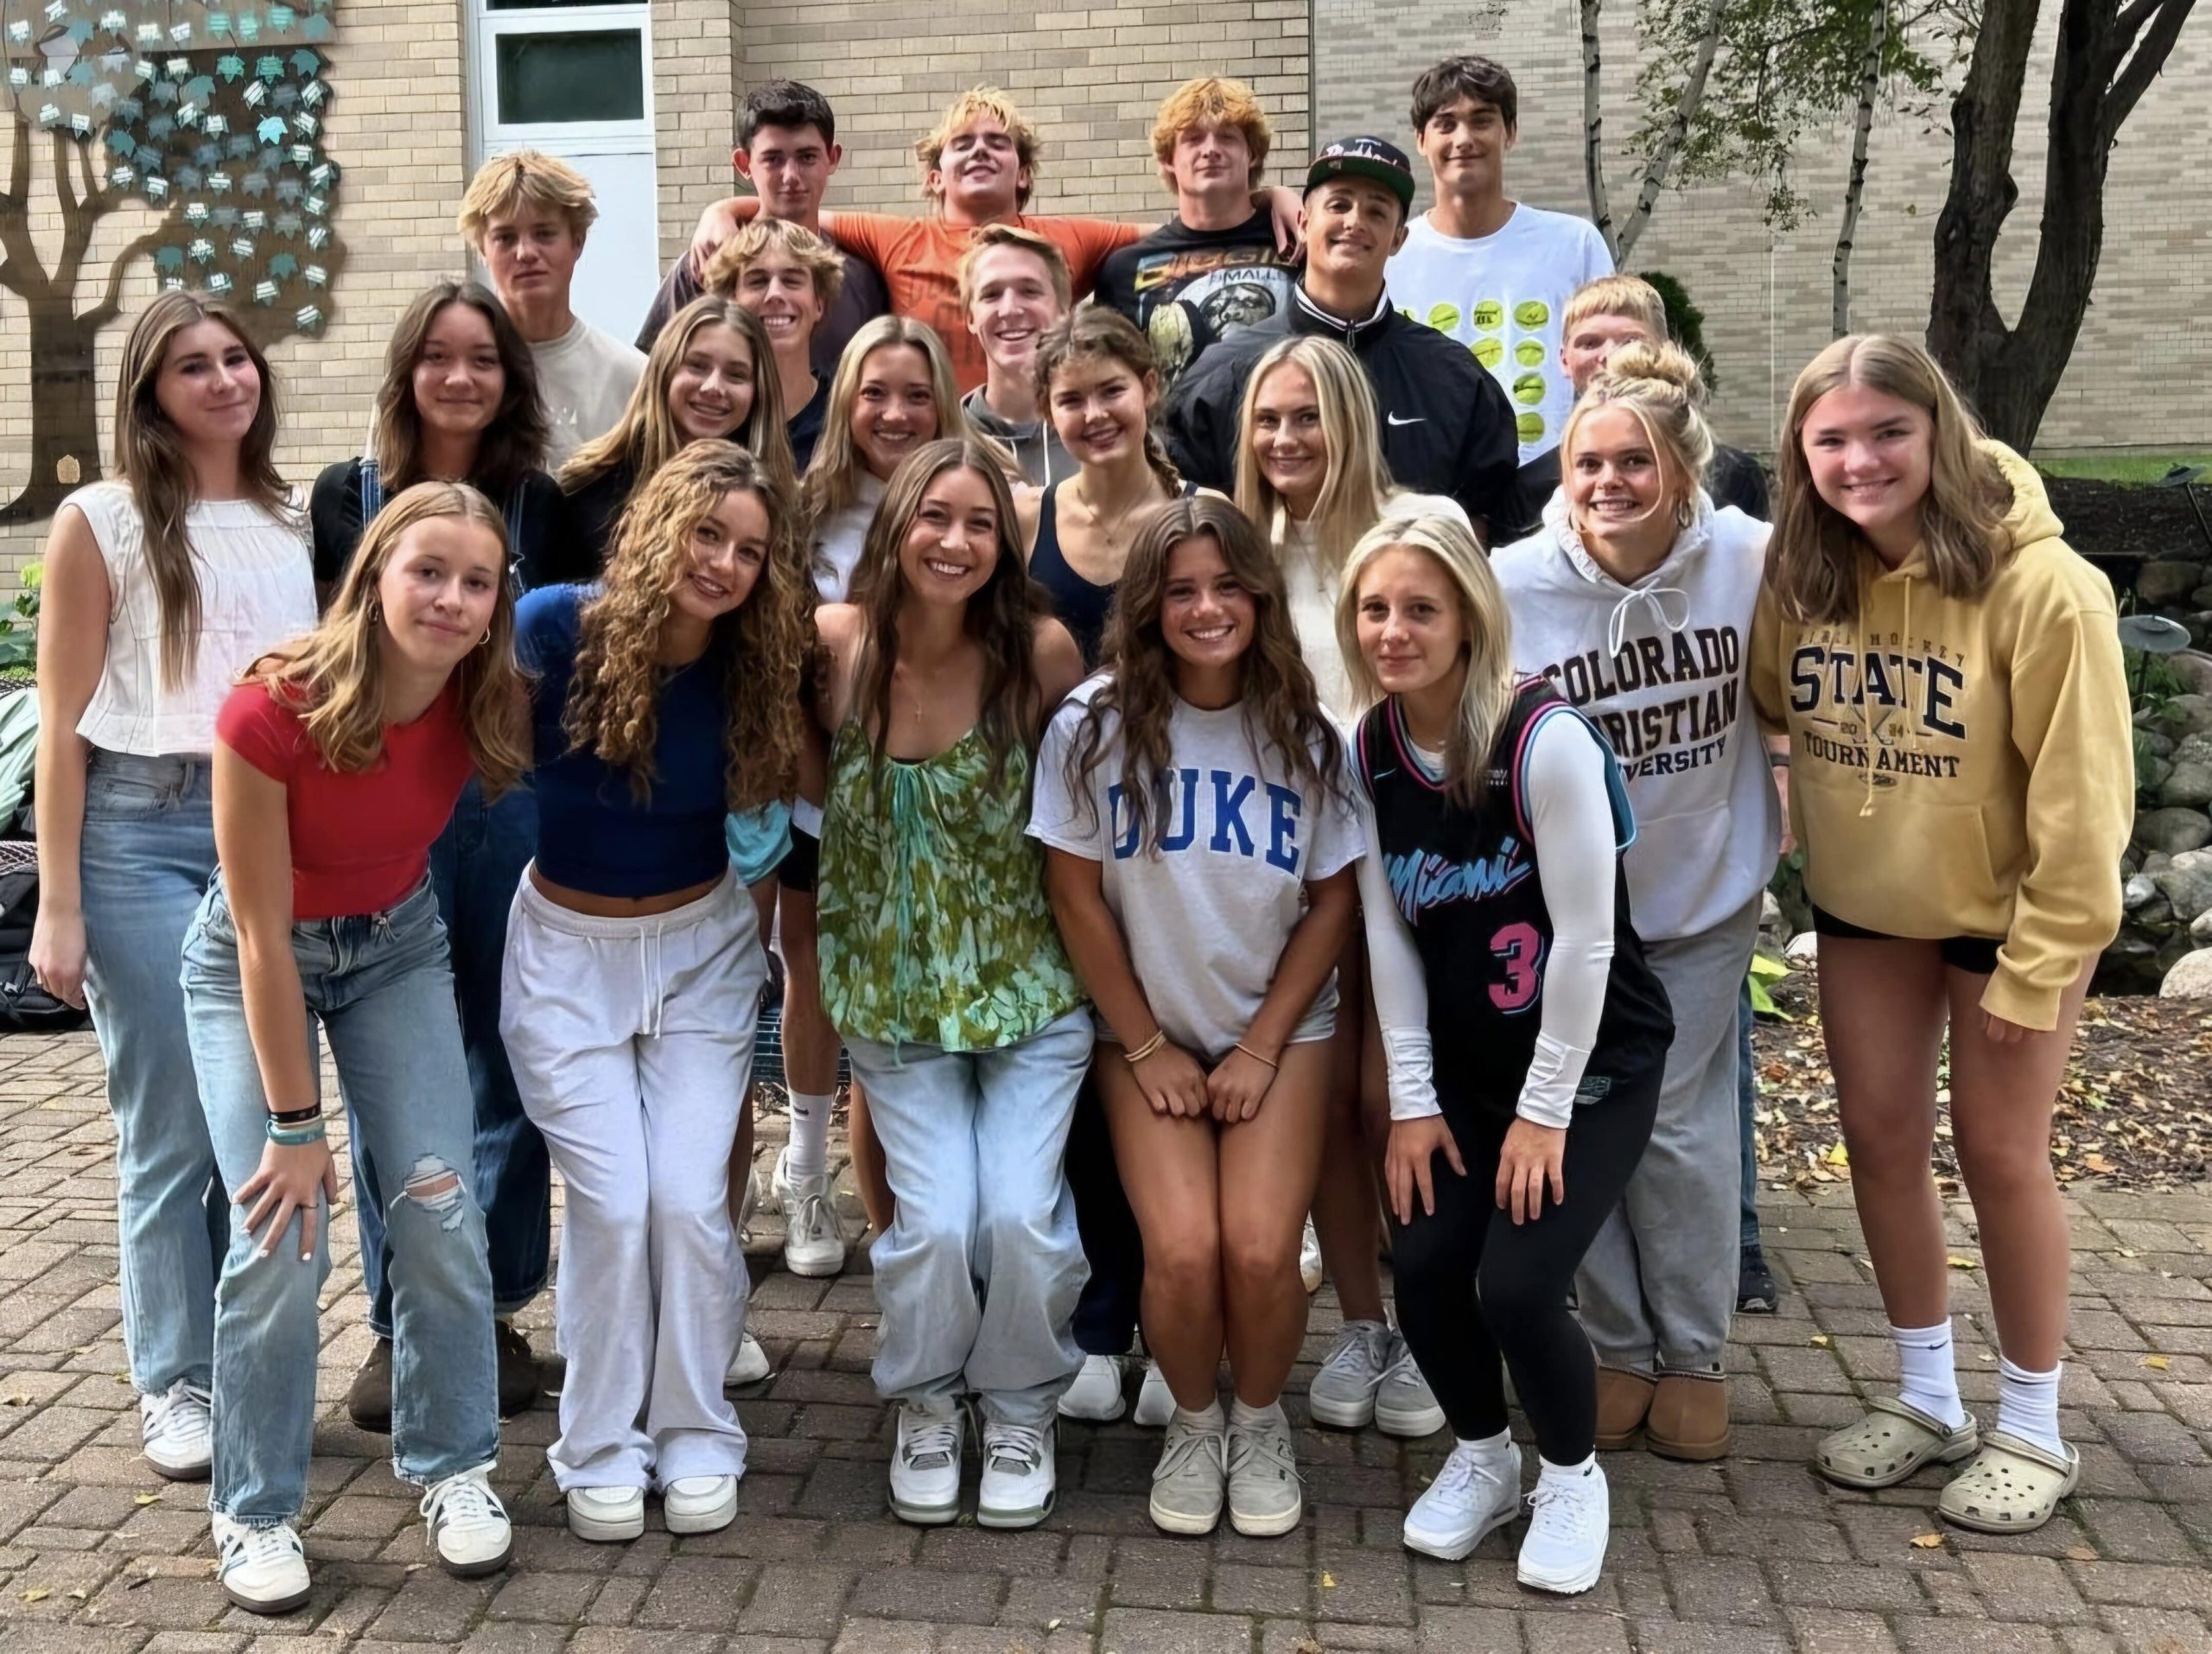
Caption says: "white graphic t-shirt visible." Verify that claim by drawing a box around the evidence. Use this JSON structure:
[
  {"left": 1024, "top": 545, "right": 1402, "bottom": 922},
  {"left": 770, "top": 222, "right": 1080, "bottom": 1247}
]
[
  {"left": 1386, "top": 205, "right": 1614, "bottom": 464},
  {"left": 1029, "top": 678, "right": 1364, "bottom": 1060}
]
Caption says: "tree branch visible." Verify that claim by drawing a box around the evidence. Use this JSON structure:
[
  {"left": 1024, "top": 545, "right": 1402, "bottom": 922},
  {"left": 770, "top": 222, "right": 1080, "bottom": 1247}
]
[
  {"left": 2106, "top": 0, "right": 2196, "bottom": 137},
  {"left": 0, "top": 118, "right": 49, "bottom": 296},
  {"left": 1834, "top": 0, "right": 1890, "bottom": 335},
  {"left": 1581, "top": 0, "right": 1619, "bottom": 260},
  {"left": 86, "top": 226, "right": 167, "bottom": 331},
  {"left": 1618, "top": 0, "right": 1726, "bottom": 261}
]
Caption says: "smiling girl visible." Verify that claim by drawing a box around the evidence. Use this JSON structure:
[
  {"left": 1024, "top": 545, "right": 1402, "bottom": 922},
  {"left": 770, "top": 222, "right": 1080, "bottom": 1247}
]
[
  {"left": 31, "top": 290, "right": 317, "bottom": 1486},
  {"left": 563, "top": 295, "right": 795, "bottom": 569},
  {"left": 814, "top": 438, "right": 1090, "bottom": 1530},
  {"left": 501, "top": 442, "right": 811, "bottom": 1544},
  {"left": 1493, "top": 342, "right": 1779, "bottom": 1464},
  {"left": 1342, "top": 510, "right": 1671, "bottom": 1594},
  {"left": 181, "top": 481, "right": 527, "bottom": 1613},
  {"left": 308, "top": 279, "right": 563, "bottom": 1434},
  {"left": 1751, "top": 334, "right": 2130, "bottom": 1535},
  {"left": 1033, "top": 496, "right": 1360, "bottom": 1538}
]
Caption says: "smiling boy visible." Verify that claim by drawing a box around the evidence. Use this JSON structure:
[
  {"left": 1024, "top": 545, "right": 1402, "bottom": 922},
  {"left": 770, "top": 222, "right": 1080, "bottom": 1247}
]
[{"left": 1386, "top": 57, "right": 1613, "bottom": 468}]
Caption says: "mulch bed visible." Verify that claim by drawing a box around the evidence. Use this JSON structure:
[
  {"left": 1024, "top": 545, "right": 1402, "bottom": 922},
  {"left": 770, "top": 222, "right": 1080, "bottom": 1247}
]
[
  {"left": 1750, "top": 964, "right": 2212, "bottom": 1192},
  {"left": 2042, "top": 474, "right": 2211, "bottom": 576}
]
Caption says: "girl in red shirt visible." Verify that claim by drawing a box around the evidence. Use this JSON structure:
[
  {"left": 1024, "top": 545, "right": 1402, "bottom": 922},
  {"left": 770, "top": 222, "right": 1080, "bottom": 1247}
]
[{"left": 180, "top": 482, "right": 529, "bottom": 1616}]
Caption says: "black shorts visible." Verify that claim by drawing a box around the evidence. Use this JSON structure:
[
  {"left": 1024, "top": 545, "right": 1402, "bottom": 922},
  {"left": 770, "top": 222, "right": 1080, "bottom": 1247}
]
[
  {"left": 1810, "top": 905, "right": 2001, "bottom": 976},
  {"left": 778, "top": 824, "right": 820, "bottom": 894}
]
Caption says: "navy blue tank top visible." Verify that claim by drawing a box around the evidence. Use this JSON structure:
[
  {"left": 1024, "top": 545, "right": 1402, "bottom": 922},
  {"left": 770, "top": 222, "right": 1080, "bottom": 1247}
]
[
  {"left": 1356, "top": 679, "right": 1673, "bottom": 1123},
  {"left": 1030, "top": 479, "right": 1197, "bottom": 668}
]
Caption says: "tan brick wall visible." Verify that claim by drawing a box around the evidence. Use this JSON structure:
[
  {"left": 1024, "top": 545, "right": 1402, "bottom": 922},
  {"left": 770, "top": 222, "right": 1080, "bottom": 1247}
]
[{"left": 1314, "top": 4, "right": 2212, "bottom": 456}]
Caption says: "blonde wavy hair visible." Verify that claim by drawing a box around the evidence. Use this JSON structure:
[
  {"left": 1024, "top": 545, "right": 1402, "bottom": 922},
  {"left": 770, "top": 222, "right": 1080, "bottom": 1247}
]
[
  {"left": 1336, "top": 511, "right": 1516, "bottom": 805},
  {"left": 245, "top": 481, "right": 528, "bottom": 794},
  {"left": 801, "top": 315, "right": 976, "bottom": 527},
  {"left": 562, "top": 296, "right": 793, "bottom": 498},
  {"left": 1559, "top": 339, "right": 1716, "bottom": 534},
  {"left": 702, "top": 217, "right": 846, "bottom": 315},
  {"left": 1770, "top": 333, "right": 2014, "bottom": 625},
  {"left": 563, "top": 441, "right": 809, "bottom": 810},
  {"left": 916, "top": 87, "right": 1040, "bottom": 210},
  {"left": 1235, "top": 334, "right": 1396, "bottom": 579}
]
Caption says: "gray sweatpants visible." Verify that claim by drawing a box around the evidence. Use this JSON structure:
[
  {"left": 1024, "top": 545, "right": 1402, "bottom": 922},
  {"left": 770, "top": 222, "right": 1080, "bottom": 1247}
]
[{"left": 1575, "top": 892, "right": 1759, "bottom": 1376}]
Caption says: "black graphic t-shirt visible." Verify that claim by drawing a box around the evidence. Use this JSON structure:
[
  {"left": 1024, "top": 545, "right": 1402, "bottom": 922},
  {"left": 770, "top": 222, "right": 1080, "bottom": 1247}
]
[{"left": 1092, "top": 208, "right": 1298, "bottom": 387}]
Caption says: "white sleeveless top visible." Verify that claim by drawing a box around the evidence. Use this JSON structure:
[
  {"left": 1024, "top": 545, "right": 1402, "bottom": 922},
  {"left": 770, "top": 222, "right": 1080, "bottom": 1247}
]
[
  {"left": 69, "top": 480, "right": 317, "bottom": 756},
  {"left": 1276, "top": 489, "right": 1470, "bottom": 722}
]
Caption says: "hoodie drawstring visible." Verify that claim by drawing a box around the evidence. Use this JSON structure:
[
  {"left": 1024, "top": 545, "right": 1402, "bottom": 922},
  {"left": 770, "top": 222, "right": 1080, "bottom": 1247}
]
[{"left": 1605, "top": 581, "right": 1694, "bottom": 659}]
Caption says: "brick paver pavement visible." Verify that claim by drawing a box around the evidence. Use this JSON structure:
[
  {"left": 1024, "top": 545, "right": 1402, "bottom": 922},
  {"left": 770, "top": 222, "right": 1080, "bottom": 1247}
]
[{"left": 2, "top": 1027, "right": 2209, "bottom": 1653}]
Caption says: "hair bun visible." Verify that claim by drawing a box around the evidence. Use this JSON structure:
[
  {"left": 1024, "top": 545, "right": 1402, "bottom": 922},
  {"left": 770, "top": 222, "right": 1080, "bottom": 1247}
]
[{"left": 1601, "top": 340, "right": 1706, "bottom": 405}]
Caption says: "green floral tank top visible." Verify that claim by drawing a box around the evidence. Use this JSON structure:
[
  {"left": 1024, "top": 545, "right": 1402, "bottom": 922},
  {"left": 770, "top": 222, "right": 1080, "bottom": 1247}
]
[{"left": 817, "top": 720, "right": 1085, "bottom": 1052}]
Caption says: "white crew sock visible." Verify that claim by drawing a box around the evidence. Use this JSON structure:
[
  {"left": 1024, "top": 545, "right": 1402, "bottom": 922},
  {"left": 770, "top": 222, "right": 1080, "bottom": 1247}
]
[
  {"left": 1995, "top": 1356, "right": 2064, "bottom": 1455},
  {"left": 1459, "top": 1428, "right": 1516, "bottom": 1468},
  {"left": 1536, "top": 1452, "right": 1599, "bottom": 1488},
  {"left": 1890, "top": 1320, "right": 1968, "bottom": 1428},
  {"left": 785, "top": 1091, "right": 833, "bottom": 1182},
  {"left": 1230, "top": 1396, "right": 1285, "bottom": 1433},
  {"left": 1175, "top": 1399, "right": 1225, "bottom": 1432}
]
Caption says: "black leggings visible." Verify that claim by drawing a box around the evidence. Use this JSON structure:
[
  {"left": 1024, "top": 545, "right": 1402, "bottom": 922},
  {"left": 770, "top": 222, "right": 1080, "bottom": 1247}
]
[{"left": 1391, "top": 1076, "right": 1658, "bottom": 1464}]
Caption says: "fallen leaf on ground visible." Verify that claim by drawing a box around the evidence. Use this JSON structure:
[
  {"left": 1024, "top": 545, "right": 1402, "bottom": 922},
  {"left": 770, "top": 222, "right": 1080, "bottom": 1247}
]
[
  {"left": 2142, "top": 1354, "right": 2171, "bottom": 1371},
  {"left": 20, "top": 1587, "right": 48, "bottom": 1602},
  {"left": 1910, "top": 1533, "right": 1945, "bottom": 1549},
  {"left": 1809, "top": 1334, "right": 1831, "bottom": 1347},
  {"left": 131, "top": 1493, "right": 160, "bottom": 1506},
  {"left": 1319, "top": 1571, "right": 1336, "bottom": 1588},
  {"left": 1947, "top": 1256, "right": 1979, "bottom": 1271},
  {"left": 2066, "top": 1545, "right": 2099, "bottom": 1561}
]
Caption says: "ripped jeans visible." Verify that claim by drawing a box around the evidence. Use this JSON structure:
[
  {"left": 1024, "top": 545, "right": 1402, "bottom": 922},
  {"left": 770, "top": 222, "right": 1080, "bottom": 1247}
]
[{"left": 182, "top": 874, "right": 499, "bottom": 1524}]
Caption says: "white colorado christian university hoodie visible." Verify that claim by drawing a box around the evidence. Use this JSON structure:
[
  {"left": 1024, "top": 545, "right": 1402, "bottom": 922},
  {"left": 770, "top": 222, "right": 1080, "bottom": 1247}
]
[{"left": 1492, "top": 492, "right": 1779, "bottom": 941}]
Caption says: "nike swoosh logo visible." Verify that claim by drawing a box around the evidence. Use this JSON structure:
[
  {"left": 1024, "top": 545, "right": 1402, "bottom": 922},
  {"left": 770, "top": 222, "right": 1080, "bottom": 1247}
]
[{"left": 1386, "top": 413, "right": 1425, "bottom": 427}]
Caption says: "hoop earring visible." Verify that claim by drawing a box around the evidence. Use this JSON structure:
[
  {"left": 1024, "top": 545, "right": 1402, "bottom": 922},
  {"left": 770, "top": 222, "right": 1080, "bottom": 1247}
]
[
  {"left": 1675, "top": 497, "right": 1694, "bottom": 528},
  {"left": 478, "top": 630, "right": 492, "bottom": 648}
]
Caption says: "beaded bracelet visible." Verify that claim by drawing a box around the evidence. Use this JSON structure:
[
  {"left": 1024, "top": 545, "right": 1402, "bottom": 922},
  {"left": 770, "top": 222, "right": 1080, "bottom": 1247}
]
[
  {"left": 1122, "top": 1030, "right": 1166, "bottom": 1064},
  {"left": 265, "top": 1116, "right": 328, "bottom": 1148}
]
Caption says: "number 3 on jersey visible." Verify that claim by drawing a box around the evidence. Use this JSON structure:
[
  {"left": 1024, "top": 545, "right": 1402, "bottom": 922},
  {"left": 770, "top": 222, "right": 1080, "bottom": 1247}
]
[{"left": 1488, "top": 921, "right": 1544, "bottom": 1012}]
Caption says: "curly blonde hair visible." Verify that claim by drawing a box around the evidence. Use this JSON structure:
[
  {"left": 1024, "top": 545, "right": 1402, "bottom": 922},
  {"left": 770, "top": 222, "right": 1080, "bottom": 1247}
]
[
  {"left": 246, "top": 481, "right": 529, "bottom": 796},
  {"left": 562, "top": 441, "right": 810, "bottom": 810},
  {"left": 916, "top": 88, "right": 1040, "bottom": 210}
]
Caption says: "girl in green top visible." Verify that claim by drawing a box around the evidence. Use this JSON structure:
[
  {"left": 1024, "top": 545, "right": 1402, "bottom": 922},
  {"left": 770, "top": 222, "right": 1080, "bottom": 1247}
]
[{"left": 814, "top": 437, "right": 1090, "bottom": 1533}]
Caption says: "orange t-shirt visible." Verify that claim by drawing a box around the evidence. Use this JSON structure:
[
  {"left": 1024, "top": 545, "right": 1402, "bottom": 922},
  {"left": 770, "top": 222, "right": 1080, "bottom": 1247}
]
[{"left": 827, "top": 211, "right": 1143, "bottom": 393}]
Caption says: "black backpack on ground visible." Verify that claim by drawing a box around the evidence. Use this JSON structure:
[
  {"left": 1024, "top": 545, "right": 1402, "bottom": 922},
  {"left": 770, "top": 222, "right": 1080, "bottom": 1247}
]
[{"left": 0, "top": 840, "right": 88, "bottom": 1033}]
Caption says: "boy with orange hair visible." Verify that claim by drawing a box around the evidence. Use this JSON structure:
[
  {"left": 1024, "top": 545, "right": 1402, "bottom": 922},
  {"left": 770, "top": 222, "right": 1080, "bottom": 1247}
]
[{"left": 1093, "top": 76, "right": 1300, "bottom": 389}]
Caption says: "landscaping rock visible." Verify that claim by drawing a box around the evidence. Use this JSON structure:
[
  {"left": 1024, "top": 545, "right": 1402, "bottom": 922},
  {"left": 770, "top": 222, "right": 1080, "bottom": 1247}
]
[
  {"left": 2168, "top": 650, "right": 2212, "bottom": 696},
  {"left": 2138, "top": 727, "right": 2177, "bottom": 759},
  {"left": 2162, "top": 761, "right": 2212, "bottom": 809},
  {"left": 2149, "top": 849, "right": 2212, "bottom": 923},
  {"left": 2139, "top": 559, "right": 2206, "bottom": 607},
  {"left": 2195, "top": 908, "right": 2212, "bottom": 945},
  {"left": 2134, "top": 806, "right": 2212, "bottom": 854},
  {"left": 2158, "top": 947, "right": 2212, "bottom": 996},
  {"left": 2140, "top": 754, "right": 2173, "bottom": 792},
  {"left": 2124, "top": 872, "right": 2162, "bottom": 912},
  {"left": 2152, "top": 693, "right": 2212, "bottom": 739},
  {"left": 1783, "top": 931, "right": 1819, "bottom": 967}
]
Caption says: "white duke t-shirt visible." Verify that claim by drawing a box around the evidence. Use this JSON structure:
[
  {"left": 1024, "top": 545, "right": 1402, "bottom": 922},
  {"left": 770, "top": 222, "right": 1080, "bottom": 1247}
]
[
  {"left": 1029, "top": 678, "right": 1364, "bottom": 1060},
  {"left": 1386, "top": 204, "right": 1613, "bottom": 464}
]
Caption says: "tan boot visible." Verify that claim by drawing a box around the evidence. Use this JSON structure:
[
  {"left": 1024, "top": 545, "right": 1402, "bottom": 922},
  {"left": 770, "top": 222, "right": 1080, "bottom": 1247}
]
[
  {"left": 1646, "top": 1372, "right": 1731, "bottom": 1461},
  {"left": 1594, "top": 1367, "right": 1656, "bottom": 1450}
]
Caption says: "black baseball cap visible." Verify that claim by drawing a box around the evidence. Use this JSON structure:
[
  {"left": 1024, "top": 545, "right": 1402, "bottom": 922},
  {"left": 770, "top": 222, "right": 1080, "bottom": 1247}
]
[{"left": 1305, "top": 136, "right": 1416, "bottom": 212}]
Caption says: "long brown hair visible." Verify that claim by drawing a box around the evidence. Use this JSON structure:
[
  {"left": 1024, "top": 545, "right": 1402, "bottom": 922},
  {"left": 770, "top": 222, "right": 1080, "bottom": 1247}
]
[
  {"left": 113, "top": 289, "right": 292, "bottom": 690},
  {"left": 1770, "top": 333, "right": 2014, "bottom": 625},
  {"left": 1068, "top": 494, "right": 1340, "bottom": 852},
  {"left": 245, "top": 481, "right": 528, "bottom": 793},
  {"left": 563, "top": 296, "right": 795, "bottom": 499},
  {"left": 1033, "top": 308, "right": 1181, "bottom": 496},
  {"left": 372, "top": 280, "right": 549, "bottom": 499},
  {"left": 563, "top": 441, "right": 810, "bottom": 810},
  {"left": 848, "top": 438, "right": 1046, "bottom": 785}
]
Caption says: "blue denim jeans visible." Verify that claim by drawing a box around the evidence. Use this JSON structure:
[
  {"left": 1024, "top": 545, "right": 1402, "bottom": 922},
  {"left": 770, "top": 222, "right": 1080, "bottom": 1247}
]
[
  {"left": 79, "top": 750, "right": 227, "bottom": 1396},
  {"left": 182, "top": 874, "right": 499, "bottom": 1524},
  {"left": 1738, "top": 976, "right": 1763, "bottom": 1256},
  {"left": 846, "top": 1008, "right": 1092, "bottom": 1428},
  {"left": 352, "top": 777, "right": 547, "bottom": 1339}
]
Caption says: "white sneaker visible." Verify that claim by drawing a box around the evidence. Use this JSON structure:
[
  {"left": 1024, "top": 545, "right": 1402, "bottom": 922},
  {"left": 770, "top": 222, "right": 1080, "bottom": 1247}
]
[
  {"left": 1133, "top": 1359, "right": 1175, "bottom": 1428},
  {"left": 888, "top": 1404, "right": 964, "bottom": 1526},
  {"left": 568, "top": 1485, "right": 645, "bottom": 1543},
  {"left": 726, "top": 1333, "right": 772, "bottom": 1387},
  {"left": 1299, "top": 1218, "right": 1324, "bottom": 1295},
  {"left": 1058, "top": 1353, "right": 1128, "bottom": 1422},
  {"left": 212, "top": 1513, "right": 311, "bottom": 1614},
  {"left": 976, "top": 1421, "right": 1056, "bottom": 1530},
  {"left": 141, "top": 1380, "right": 213, "bottom": 1481},
  {"left": 663, "top": 1473, "right": 739, "bottom": 1535},
  {"left": 1226, "top": 1409, "right": 1303, "bottom": 1537},
  {"left": 1402, "top": 1437, "right": 1522, "bottom": 1562},
  {"left": 1374, "top": 1333, "right": 1447, "bottom": 1437},
  {"left": 420, "top": 1466, "right": 512, "bottom": 1577},
  {"left": 768, "top": 1141, "right": 804, "bottom": 1211},
  {"left": 783, "top": 1170, "right": 847, "bottom": 1277},
  {"left": 1307, "top": 1320, "right": 1392, "bottom": 1428},
  {"left": 1148, "top": 1412, "right": 1226, "bottom": 1535},
  {"left": 1516, "top": 1460, "right": 1609, "bottom": 1594}
]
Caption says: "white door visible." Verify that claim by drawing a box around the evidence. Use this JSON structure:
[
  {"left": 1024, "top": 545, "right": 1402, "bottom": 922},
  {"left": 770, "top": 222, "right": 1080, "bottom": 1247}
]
[{"left": 471, "top": 0, "right": 659, "bottom": 340}]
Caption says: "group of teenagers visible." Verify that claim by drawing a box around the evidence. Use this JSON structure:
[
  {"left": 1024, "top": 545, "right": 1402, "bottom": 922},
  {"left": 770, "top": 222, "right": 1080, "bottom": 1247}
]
[{"left": 29, "top": 51, "right": 2135, "bottom": 1622}]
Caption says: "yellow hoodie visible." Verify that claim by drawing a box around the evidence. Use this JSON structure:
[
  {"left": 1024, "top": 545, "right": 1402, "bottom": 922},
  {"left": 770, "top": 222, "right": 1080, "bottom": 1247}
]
[{"left": 1749, "top": 443, "right": 2132, "bottom": 1030}]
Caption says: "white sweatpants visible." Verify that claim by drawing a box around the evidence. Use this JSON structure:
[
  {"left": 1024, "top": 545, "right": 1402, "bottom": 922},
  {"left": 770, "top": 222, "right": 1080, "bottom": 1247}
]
[{"left": 500, "top": 868, "right": 765, "bottom": 1492}]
